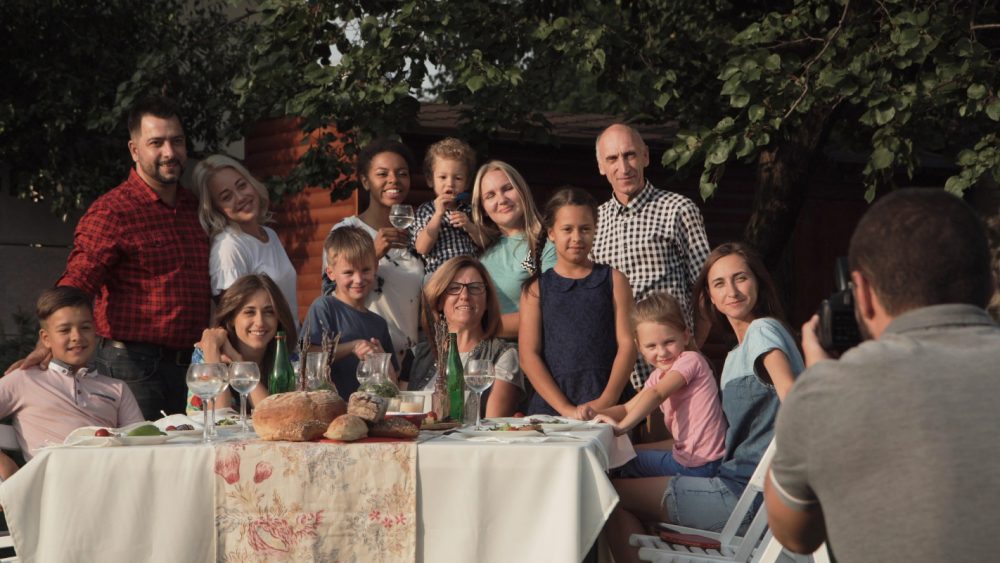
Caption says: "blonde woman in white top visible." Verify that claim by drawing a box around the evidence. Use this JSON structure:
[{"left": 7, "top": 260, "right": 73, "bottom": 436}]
[{"left": 193, "top": 154, "right": 299, "bottom": 323}]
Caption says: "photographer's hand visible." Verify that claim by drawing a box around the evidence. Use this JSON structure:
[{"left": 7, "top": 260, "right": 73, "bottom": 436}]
[{"left": 801, "top": 314, "right": 832, "bottom": 368}]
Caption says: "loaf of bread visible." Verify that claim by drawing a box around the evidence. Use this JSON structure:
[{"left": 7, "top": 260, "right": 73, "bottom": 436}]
[
  {"left": 254, "top": 390, "right": 347, "bottom": 441},
  {"left": 369, "top": 417, "right": 419, "bottom": 439},
  {"left": 347, "top": 392, "right": 388, "bottom": 423},
  {"left": 324, "top": 414, "right": 369, "bottom": 441},
  {"left": 304, "top": 390, "right": 348, "bottom": 422}
]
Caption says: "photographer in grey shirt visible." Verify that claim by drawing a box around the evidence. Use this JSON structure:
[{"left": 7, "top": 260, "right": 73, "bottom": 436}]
[{"left": 765, "top": 189, "right": 1000, "bottom": 562}]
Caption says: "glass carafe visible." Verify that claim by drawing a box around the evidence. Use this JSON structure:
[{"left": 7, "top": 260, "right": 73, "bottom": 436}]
[{"left": 360, "top": 352, "right": 398, "bottom": 399}]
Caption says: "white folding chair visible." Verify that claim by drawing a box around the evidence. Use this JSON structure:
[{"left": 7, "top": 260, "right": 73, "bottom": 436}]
[
  {"left": 751, "top": 530, "right": 830, "bottom": 563},
  {"left": 0, "top": 424, "right": 19, "bottom": 562},
  {"left": 629, "top": 440, "right": 777, "bottom": 563}
]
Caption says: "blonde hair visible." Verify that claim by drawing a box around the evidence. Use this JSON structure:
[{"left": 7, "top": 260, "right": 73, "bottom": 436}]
[
  {"left": 324, "top": 226, "right": 376, "bottom": 268},
  {"left": 470, "top": 160, "right": 544, "bottom": 249},
  {"left": 633, "top": 292, "right": 696, "bottom": 352},
  {"left": 422, "top": 256, "right": 501, "bottom": 340},
  {"left": 192, "top": 154, "right": 273, "bottom": 237},
  {"left": 423, "top": 137, "right": 476, "bottom": 187}
]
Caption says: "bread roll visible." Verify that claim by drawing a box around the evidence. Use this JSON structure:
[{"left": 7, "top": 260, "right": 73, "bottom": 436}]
[
  {"left": 347, "top": 392, "right": 388, "bottom": 423},
  {"left": 369, "top": 417, "right": 419, "bottom": 439},
  {"left": 254, "top": 390, "right": 347, "bottom": 441},
  {"left": 324, "top": 414, "right": 369, "bottom": 441}
]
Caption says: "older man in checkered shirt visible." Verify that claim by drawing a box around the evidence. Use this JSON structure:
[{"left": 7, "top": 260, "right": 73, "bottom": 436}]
[{"left": 592, "top": 124, "right": 711, "bottom": 390}]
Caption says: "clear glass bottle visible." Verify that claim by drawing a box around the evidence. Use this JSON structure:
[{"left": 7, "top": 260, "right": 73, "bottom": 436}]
[{"left": 431, "top": 345, "right": 450, "bottom": 421}]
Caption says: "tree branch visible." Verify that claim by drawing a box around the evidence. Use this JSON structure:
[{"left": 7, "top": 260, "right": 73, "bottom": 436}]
[
  {"left": 971, "top": 23, "right": 1000, "bottom": 30},
  {"left": 783, "top": 1, "right": 851, "bottom": 120},
  {"left": 765, "top": 36, "right": 824, "bottom": 49}
]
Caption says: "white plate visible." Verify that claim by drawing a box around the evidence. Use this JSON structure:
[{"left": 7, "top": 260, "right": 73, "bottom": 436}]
[
  {"left": 482, "top": 417, "right": 587, "bottom": 432},
  {"left": 481, "top": 417, "right": 526, "bottom": 425},
  {"left": 164, "top": 429, "right": 203, "bottom": 437},
  {"left": 120, "top": 435, "right": 171, "bottom": 446},
  {"left": 457, "top": 428, "right": 544, "bottom": 437}
]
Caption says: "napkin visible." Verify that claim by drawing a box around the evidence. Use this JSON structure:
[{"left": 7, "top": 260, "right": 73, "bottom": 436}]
[
  {"left": 608, "top": 433, "right": 637, "bottom": 468},
  {"left": 154, "top": 414, "right": 205, "bottom": 431},
  {"left": 61, "top": 426, "right": 123, "bottom": 448}
]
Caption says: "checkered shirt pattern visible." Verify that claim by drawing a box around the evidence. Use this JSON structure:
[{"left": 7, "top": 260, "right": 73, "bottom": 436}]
[
  {"left": 411, "top": 200, "right": 479, "bottom": 275},
  {"left": 58, "top": 168, "right": 210, "bottom": 350},
  {"left": 592, "top": 180, "right": 711, "bottom": 389}
]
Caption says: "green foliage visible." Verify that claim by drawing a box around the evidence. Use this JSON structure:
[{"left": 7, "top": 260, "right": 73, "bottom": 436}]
[
  {"left": 236, "top": 0, "right": 999, "bottom": 206},
  {"left": 649, "top": 1, "right": 1000, "bottom": 201},
  {"left": 0, "top": 0, "right": 252, "bottom": 217},
  {"left": 4, "top": 0, "right": 998, "bottom": 216},
  {"left": 235, "top": 1, "right": 743, "bottom": 196}
]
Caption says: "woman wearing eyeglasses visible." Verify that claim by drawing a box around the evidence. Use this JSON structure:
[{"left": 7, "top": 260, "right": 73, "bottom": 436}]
[{"left": 407, "top": 256, "right": 524, "bottom": 417}]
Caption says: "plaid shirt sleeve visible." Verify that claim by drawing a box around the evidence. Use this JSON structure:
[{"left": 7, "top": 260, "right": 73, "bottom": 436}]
[
  {"left": 676, "top": 197, "right": 712, "bottom": 291},
  {"left": 58, "top": 197, "right": 122, "bottom": 295},
  {"left": 412, "top": 201, "right": 435, "bottom": 237}
]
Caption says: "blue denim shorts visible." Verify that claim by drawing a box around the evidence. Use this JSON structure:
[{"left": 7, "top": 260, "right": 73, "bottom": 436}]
[
  {"left": 615, "top": 450, "right": 722, "bottom": 479},
  {"left": 663, "top": 476, "right": 747, "bottom": 533}
]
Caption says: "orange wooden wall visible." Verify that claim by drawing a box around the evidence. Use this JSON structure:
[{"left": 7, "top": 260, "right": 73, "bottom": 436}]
[{"left": 244, "top": 118, "right": 358, "bottom": 322}]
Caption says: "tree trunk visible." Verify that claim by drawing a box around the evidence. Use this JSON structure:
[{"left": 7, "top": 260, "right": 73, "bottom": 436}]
[
  {"left": 743, "top": 108, "right": 834, "bottom": 316},
  {"left": 967, "top": 177, "right": 1000, "bottom": 322}
]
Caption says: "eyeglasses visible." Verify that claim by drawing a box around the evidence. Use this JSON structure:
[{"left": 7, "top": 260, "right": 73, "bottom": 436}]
[{"left": 445, "top": 282, "right": 487, "bottom": 295}]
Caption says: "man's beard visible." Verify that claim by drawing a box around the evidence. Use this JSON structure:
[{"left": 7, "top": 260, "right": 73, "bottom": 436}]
[{"left": 142, "top": 158, "right": 183, "bottom": 185}]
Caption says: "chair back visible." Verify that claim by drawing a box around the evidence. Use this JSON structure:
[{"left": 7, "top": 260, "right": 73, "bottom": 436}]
[
  {"left": 751, "top": 530, "right": 832, "bottom": 563},
  {"left": 634, "top": 439, "right": 779, "bottom": 562},
  {"left": 0, "top": 424, "right": 18, "bottom": 452},
  {"left": 715, "top": 439, "right": 777, "bottom": 559}
]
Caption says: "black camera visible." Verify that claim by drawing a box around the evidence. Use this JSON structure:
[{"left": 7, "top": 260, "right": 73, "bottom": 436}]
[{"left": 817, "top": 257, "right": 863, "bottom": 353}]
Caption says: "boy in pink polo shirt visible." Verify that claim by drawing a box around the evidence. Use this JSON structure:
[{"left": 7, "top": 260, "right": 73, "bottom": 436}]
[{"left": 0, "top": 287, "right": 143, "bottom": 478}]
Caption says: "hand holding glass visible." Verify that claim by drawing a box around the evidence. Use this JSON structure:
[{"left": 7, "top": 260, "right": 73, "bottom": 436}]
[
  {"left": 186, "top": 363, "right": 228, "bottom": 443},
  {"left": 464, "top": 359, "right": 495, "bottom": 430},
  {"left": 228, "top": 362, "right": 260, "bottom": 434}
]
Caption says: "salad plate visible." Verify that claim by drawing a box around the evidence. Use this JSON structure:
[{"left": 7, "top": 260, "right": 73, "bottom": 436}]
[{"left": 120, "top": 435, "right": 171, "bottom": 446}]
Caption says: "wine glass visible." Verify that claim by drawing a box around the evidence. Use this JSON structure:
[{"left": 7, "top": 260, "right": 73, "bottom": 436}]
[
  {"left": 388, "top": 204, "right": 415, "bottom": 259},
  {"left": 464, "top": 359, "right": 495, "bottom": 430},
  {"left": 228, "top": 362, "right": 260, "bottom": 435},
  {"left": 186, "top": 363, "right": 228, "bottom": 443}
]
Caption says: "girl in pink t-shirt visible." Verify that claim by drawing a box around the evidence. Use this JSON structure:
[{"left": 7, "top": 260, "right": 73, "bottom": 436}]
[{"left": 593, "top": 292, "right": 727, "bottom": 477}]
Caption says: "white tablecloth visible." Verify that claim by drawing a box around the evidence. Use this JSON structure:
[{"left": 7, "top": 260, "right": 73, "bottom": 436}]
[
  {"left": 417, "top": 428, "right": 626, "bottom": 563},
  {"left": 0, "top": 443, "right": 216, "bottom": 563},
  {"left": 0, "top": 426, "right": 629, "bottom": 562}
]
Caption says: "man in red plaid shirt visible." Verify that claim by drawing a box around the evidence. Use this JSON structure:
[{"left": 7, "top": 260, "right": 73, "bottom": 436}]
[{"left": 8, "top": 96, "right": 210, "bottom": 418}]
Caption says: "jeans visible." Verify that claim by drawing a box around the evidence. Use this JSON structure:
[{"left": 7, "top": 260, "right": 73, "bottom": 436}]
[
  {"left": 615, "top": 449, "right": 722, "bottom": 478},
  {"left": 95, "top": 340, "right": 190, "bottom": 419},
  {"left": 664, "top": 476, "right": 750, "bottom": 534}
]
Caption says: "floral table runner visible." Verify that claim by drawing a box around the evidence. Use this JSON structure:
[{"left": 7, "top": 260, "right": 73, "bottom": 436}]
[{"left": 214, "top": 439, "right": 416, "bottom": 562}]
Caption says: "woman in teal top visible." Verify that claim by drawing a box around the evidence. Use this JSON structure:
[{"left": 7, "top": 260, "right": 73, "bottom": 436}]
[{"left": 471, "top": 160, "right": 555, "bottom": 338}]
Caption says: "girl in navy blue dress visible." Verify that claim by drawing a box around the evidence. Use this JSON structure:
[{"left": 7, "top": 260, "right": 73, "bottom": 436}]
[{"left": 519, "top": 188, "right": 637, "bottom": 417}]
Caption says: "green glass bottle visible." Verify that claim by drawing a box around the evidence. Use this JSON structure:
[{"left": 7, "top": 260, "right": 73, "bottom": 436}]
[
  {"left": 445, "top": 333, "right": 465, "bottom": 422},
  {"left": 268, "top": 331, "right": 296, "bottom": 394}
]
